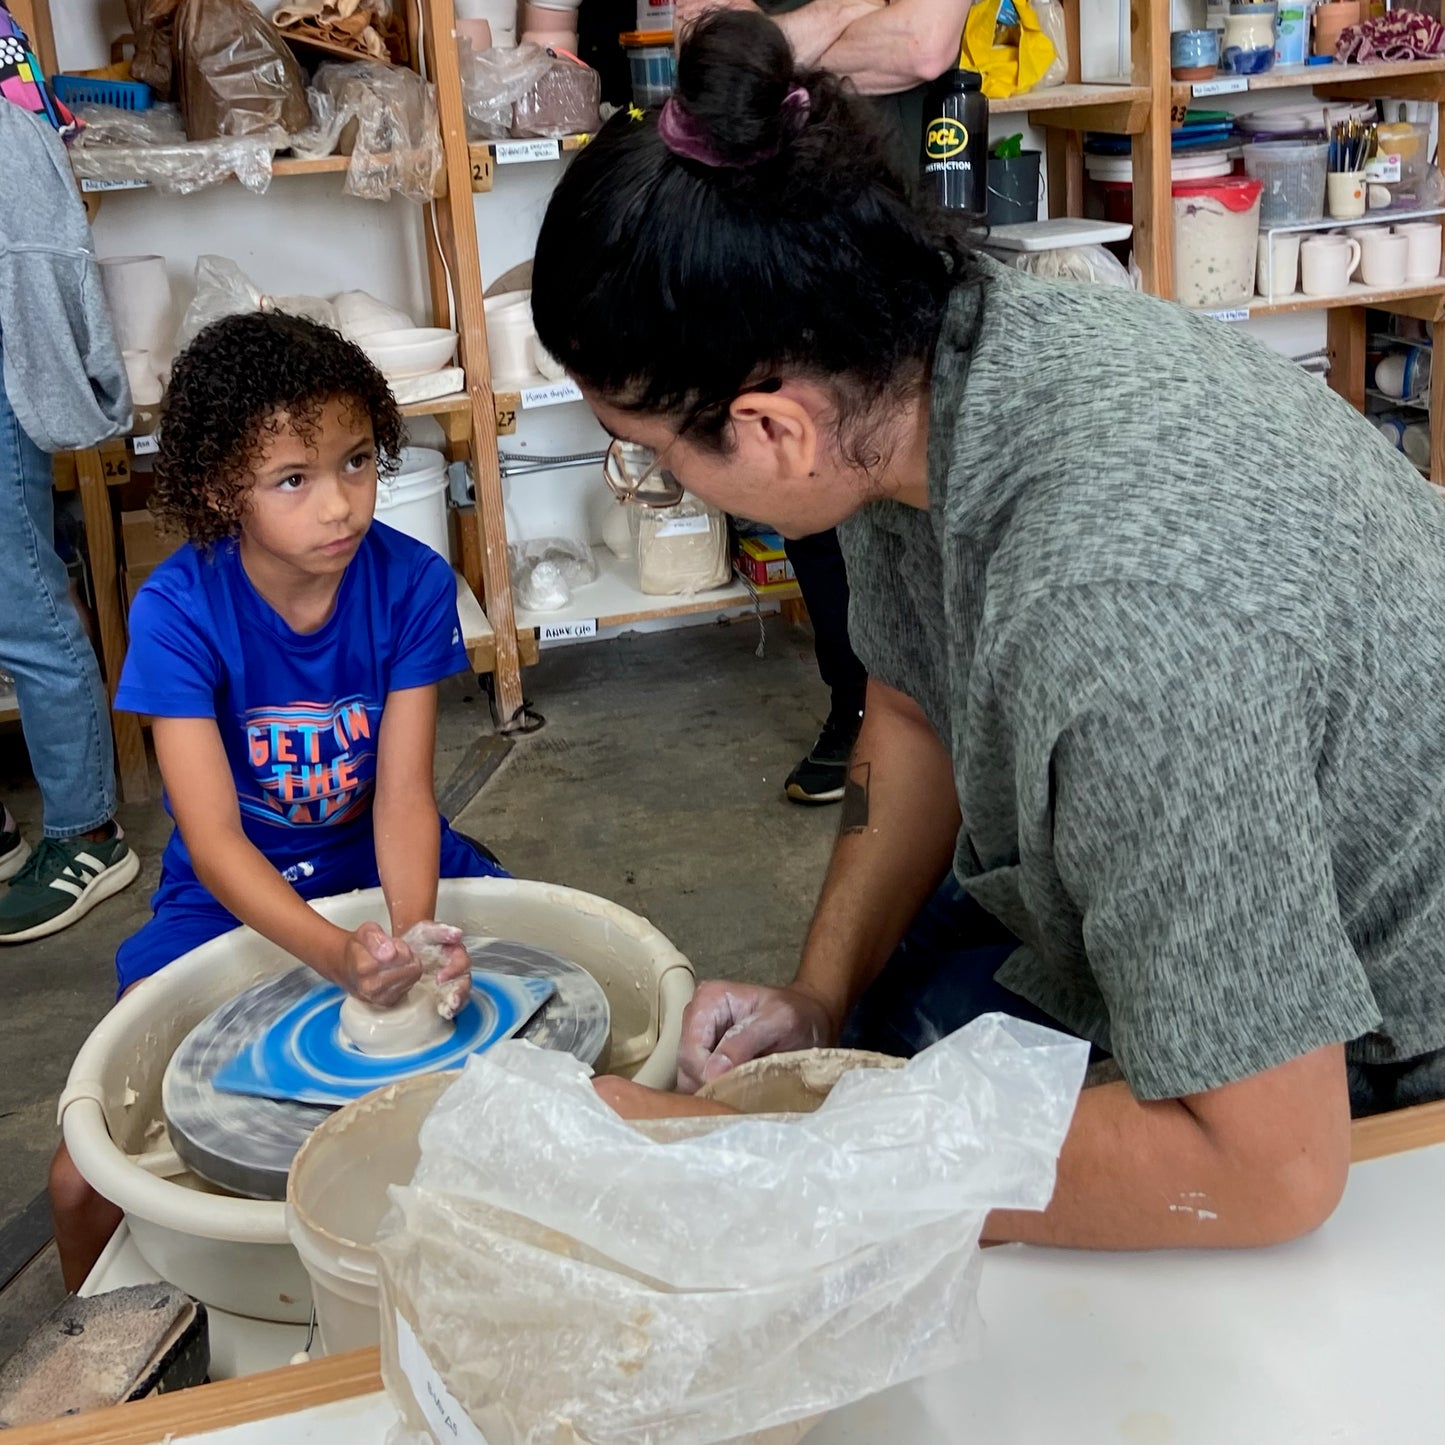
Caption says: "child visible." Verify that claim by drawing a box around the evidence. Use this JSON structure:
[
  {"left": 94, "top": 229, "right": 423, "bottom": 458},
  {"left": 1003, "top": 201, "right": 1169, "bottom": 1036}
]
[{"left": 50, "top": 311, "right": 505, "bottom": 1288}]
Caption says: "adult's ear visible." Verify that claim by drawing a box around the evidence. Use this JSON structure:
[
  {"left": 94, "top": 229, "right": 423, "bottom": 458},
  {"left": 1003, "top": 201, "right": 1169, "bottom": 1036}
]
[{"left": 728, "top": 384, "right": 820, "bottom": 482}]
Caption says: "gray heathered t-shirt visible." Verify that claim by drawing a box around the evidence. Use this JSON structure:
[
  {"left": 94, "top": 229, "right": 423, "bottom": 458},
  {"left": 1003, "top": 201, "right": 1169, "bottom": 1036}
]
[{"left": 839, "top": 257, "right": 1445, "bottom": 1101}]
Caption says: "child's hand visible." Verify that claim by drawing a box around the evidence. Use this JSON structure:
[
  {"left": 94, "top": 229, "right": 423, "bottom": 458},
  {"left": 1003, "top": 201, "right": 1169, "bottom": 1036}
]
[
  {"left": 401, "top": 921, "right": 471, "bottom": 1019},
  {"left": 339, "top": 921, "right": 422, "bottom": 1006}
]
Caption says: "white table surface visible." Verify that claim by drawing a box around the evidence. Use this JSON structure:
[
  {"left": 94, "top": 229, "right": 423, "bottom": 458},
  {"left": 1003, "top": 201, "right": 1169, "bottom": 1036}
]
[{"left": 117, "top": 1145, "right": 1445, "bottom": 1445}]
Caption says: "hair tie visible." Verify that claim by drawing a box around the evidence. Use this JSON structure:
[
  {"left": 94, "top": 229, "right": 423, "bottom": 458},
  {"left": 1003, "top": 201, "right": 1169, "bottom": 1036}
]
[{"left": 657, "top": 84, "right": 811, "bottom": 168}]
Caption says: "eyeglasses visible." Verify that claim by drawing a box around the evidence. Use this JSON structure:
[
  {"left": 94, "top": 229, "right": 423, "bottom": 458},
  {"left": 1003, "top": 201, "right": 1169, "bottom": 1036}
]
[{"left": 602, "top": 437, "right": 686, "bottom": 510}]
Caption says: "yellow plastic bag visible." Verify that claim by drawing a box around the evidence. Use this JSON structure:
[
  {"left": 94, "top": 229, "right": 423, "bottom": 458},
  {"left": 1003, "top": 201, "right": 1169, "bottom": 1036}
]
[{"left": 959, "top": 0, "right": 1057, "bottom": 100}]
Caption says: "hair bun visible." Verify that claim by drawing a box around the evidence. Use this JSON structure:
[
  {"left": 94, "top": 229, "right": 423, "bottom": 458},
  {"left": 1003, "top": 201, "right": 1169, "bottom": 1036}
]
[{"left": 674, "top": 11, "right": 801, "bottom": 167}]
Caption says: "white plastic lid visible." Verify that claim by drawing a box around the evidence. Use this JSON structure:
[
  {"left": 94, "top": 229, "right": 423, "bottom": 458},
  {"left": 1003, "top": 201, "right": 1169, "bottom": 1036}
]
[{"left": 1085, "top": 148, "right": 1233, "bottom": 184}]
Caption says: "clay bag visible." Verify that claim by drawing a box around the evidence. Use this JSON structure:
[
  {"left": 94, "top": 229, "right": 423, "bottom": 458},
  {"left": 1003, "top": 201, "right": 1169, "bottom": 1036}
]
[
  {"left": 126, "top": 0, "right": 182, "bottom": 99},
  {"left": 175, "top": 0, "right": 311, "bottom": 141}
]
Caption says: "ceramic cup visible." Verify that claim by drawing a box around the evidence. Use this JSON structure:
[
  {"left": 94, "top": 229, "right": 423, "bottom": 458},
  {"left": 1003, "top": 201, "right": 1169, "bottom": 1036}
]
[
  {"left": 1394, "top": 221, "right": 1444, "bottom": 281},
  {"left": 1171, "top": 28, "right": 1219, "bottom": 80},
  {"left": 122, "top": 349, "right": 163, "bottom": 406},
  {"left": 1327, "top": 170, "right": 1366, "bottom": 220},
  {"left": 1256, "top": 231, "right": 1301, "bottom": 297},
  {"left": 1358, "top": 229, "right": 1408, "bottom": 289},
  {"left": 99, "top": 254, "right": 173, "bottom": 358},
  {"left": 1300, "top": 233, "right": 1361, "bottom": 296},
  {"left": 483, "top": 290, "right": 536, "bottom": 382}
]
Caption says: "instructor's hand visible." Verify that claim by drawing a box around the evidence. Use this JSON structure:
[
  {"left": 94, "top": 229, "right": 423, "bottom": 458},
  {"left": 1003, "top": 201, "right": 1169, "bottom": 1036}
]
[
  {"left": 338, "top": 921, "right": 422, "bottom": 1006},
  {"left": 676, "top": 981, "right": 836, "bottom": 1094}
]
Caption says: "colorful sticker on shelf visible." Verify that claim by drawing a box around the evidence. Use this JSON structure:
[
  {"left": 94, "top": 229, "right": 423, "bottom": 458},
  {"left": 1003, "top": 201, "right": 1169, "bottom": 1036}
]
[
  {"left": 495, "top": 139, "right": 562, "bottom": 165},
  {"left": 80, "top": 177, "right": 149, "bottom": 192},
  {"left": 540, "top": 620, "right": 598, "bottom": 641},
  {"left": 132, "top": 434, "right": 160, "bottom": 456},
  {"left": 1191, "top": 77, "right": 1248, "bottom": 97},
  {"left": 655, "top": 515, "right": 713, "bottom": 538},
  {"left": 1203, "top": 307, "right": 1251, "bottom": 322},
  {"left": 519, "top": 380, "right": 584, "bottom": 409},
  {"left": 1364, "top": 154, "right": 1402, "bottom": 185},
  {"left": 395, "top": 1313, "right": 490, "bottom": 1445}
]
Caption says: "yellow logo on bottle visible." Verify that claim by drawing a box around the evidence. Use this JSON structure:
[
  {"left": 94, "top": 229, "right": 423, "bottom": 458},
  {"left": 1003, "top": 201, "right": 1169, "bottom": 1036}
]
[{"left": 926, "top": 118, "right": 969, "bottom": 160}]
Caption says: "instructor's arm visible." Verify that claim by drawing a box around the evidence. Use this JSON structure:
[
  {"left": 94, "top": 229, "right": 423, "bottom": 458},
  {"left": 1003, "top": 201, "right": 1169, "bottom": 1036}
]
[{"left": 676, "top": 678, "right": 960, "bottom": 1090}]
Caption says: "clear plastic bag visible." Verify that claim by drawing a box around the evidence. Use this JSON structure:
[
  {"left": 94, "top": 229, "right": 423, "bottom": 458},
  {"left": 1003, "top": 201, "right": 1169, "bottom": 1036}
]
[
  {"left": 459, "top": 41, "right": 553, "bottom": 141},
  {"left": 174, "top": 256, "right": 336, "bottom": 354},
  {"left": 126, "top": 0, "right": 181, "bottom": 99},
  {"left": 1033, "top": 0, "right": 1069, "bottom": 89},
  {"left": 310, "top": 62, "right": 443, "bottom": 203},
  {"left": 636, "top": 494, "right": 729, "bottom": 595},
  {"left": 512, "top": 57, "right": 602, "bottom": 139},
  {"left": 374, "top": 1015, "right": 1087, "bottom": 1445},
  {"left": 175, "top": 0, "right": 311, "bottom": 141},
  {"left": 69, "top": 102, "right": 278, "bottom": 194},
  {"left": 1011, "top": 243, "right": 1135, "bottom": 288},
  {"left": 508, "top": 536, "right": 598, "bottom": 611}
]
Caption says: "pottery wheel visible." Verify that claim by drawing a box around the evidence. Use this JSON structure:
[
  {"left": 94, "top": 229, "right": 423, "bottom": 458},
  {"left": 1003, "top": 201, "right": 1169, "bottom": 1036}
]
[{"left": 162, "top": 937, "right": 610, "bottom": 1202}]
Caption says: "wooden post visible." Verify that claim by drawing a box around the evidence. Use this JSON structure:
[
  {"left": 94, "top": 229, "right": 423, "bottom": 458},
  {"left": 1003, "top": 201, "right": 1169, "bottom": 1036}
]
[
  {"left": 417, "top": 0, "right": 527, "bottom": 725},
  {"left": 74, "top": 447, "right": 149, "bottom": 804},
  {"left": 1128, "top": 0, "right": 1173, "bottom": 298},
  {"left": 1326, "top": 307, "right": 1367, "bottom": 412}
]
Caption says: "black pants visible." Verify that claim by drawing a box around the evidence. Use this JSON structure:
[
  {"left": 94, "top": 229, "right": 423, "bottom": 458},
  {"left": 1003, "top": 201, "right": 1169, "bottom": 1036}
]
[{"left": 784, "top": 529, "right": 866, "bottom": 712}]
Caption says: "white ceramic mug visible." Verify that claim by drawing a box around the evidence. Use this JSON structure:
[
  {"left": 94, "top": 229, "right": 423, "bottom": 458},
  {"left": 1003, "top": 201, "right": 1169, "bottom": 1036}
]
[
  {"left": 1326, "top": 170, "right": 1367, "bottom": 221},
  {"left": 1256, "top": 232, "right": 1301, "bottom": 298},
  {"left": 1358, "top": 229, "right": 1408, "bottom": 288},
  {"left": 483, "top": 290, "right": 536, "bottom": 382},
  {"left": 99, "top": 254, "right": 173, "bottom": 358},
  {"left": 1395, "top": 221, "right": 1444, "bottom": 281},
  {"left": 1300, "top": 234, "right": 1362, "bottom": 296},
  {"left": 122, "top": 349, "right": 163, "bottom": 406}
]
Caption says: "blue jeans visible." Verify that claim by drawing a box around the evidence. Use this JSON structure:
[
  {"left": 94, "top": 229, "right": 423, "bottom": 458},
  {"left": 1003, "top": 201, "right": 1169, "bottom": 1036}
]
[
  {"left": 840, "top": 873, "right": 1091, "bottom": 1057},
  {"left": 0, "top": 340, "right": 116, "bottom": 836}
]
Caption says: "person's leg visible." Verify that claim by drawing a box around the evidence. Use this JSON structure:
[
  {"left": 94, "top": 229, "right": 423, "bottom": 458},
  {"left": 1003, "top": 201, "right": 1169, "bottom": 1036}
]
[
  {"left": 0, "top": 799, "right": 29, "bottom": 881},
  {"left": 839, "top": 873, "right": 1081, "bottom": 1057},
  {"left": 54, "top": 899, "right": 240, "bottom": 1290},
  {"left": 0, "top": 351, "right": 137, "bottom": 940},
  {"left": 441, "top": 826, "right": 509, "bottom": 878},
  {"left": 782, "top": 529, "right": 867, "bottom": 805}
]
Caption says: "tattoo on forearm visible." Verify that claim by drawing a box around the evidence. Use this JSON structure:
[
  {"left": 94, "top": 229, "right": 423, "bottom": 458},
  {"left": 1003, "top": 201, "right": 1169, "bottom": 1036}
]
[{"left": 840, "top": 761, "right": 870, "bottom": 834}]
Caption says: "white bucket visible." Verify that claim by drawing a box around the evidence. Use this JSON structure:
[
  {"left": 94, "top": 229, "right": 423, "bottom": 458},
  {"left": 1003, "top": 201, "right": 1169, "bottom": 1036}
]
[
  {"left": 377, "top": 447, "right": 449, "bottom": 562},
  {"left": 286, "top": 1073, "right": 455, "bottom": 1355}
]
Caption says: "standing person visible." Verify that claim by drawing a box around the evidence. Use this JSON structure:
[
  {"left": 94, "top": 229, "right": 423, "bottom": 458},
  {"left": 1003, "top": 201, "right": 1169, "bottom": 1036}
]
[
  {"left": 0, "top": 7, "right": 139, "bottom": 941},
  {"left": 532, "top": 13, "right": 1445, "bottom": 1248},
  {"left": 680, "top": 0, "right": 974, "bottom": 805}
]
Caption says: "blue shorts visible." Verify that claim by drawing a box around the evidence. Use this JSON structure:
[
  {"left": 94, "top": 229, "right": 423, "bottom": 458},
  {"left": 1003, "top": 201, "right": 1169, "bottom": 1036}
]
[{"left": 114, "top": 827, "right": 506, "bottom": 996}]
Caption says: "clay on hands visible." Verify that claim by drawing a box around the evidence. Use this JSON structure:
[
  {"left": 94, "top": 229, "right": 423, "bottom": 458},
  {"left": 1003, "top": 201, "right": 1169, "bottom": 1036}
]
[
  {"left": 401, "top": 920, "right": 471, "bottom": 1020},
  {"left": 593, "top": 1075, "right": 741, "bottom": 1121}
]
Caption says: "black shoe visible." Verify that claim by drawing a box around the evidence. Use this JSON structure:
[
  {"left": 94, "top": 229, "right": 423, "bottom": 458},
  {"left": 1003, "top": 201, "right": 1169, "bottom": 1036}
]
[
  {"left": 785, "top": 705, "right": 864, "bottom": 805},
  {"left": 0, "top": 806, "right": 28, "bottom": 884}
]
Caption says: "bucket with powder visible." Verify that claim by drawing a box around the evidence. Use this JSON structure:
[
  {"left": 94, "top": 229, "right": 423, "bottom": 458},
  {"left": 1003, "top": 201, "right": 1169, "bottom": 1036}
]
[{"left": 286, "top": 1072, "right": 457, "bottom": 1354}]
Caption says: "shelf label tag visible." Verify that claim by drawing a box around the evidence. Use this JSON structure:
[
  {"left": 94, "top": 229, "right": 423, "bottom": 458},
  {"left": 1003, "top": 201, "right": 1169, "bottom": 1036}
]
[
  {"left": 1191, "top": 77, "right": 1248, "bottom": 97},
  {"left": 1364, "top": 153, "right": 1401, "bottom": 184},
  {"left": 519, "top": 379, "right": 583, "bottom": 409},
  {"left": 495, "top": 139, "right": 561, "bottom": 164},
  {"left": 395, "top": 1312, "right": 490, "bottom": 1445},
  {"left": 655, "top": 514, "right": 712, "bottom": 537},
  {"left": 79, "top": 177, "right": 149, "bottom": 192},
  {"left": 1203, "top": 307, "right": 1251, "bottom": 322},
  {"left": 131, "top": 434, "right": 160, "bottom": 456},
  {"left": 540, "top": 619, "right": 598, "bottom": 641}
]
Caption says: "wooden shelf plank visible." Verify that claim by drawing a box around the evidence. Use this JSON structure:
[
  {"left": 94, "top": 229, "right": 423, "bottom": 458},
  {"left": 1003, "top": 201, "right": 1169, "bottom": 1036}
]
[
  {"left": 271, "top": 154, "right": 353, "bottom": 176},
  {"left": 994, "top": 82, "right": 1151, "bottom": 135},
  {"left": 1172, "top": 56, "right": 1445, "bottom": 108},
  {"left": 1212, "top": 279, "right": 1445, "bottom": 319},
  {"left": 467, "top": 134, "right": 590, "bottom": 193}
]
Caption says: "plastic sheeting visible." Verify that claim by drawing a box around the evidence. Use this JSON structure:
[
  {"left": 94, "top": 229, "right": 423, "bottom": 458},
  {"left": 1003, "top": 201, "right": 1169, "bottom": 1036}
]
[
  {"left": 375, "top": 1015, "right": 1088, "bottom": 1445},
  {"left": 68, "top": 103, "right": 278, "bottom": 194}
]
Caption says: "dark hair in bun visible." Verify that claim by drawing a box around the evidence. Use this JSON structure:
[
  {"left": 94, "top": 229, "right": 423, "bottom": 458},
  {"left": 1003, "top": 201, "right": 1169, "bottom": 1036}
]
[{"left": 532, "top": 9, "right": 974, "bottom": 465}]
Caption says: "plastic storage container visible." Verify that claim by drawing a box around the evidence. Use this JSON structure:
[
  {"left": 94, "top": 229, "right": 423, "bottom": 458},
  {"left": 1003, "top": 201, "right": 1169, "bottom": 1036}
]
[
  {"left": 52, "top": 74, "right": 153, "bottom": 110},
  {"left": 1090, "top": 148, "right": 1232, "bottom": 226},
  {"left": 621, "top": 30, "right": 675, "bottom": 106},
  {"left": 1173, "top": 175, "right": 1263, "bottom": 308},
  {"left": 1242, "top": 139, "right": 1328, "bottom": 224},
  {"left": 376, "top": 447, "right": 449, "bottom": 561}
]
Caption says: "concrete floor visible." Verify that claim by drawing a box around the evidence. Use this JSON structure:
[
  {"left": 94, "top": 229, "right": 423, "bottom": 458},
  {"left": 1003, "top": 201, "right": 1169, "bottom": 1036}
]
[{"left": 0, "top": 617, "right": 837, "bottom": 1343}]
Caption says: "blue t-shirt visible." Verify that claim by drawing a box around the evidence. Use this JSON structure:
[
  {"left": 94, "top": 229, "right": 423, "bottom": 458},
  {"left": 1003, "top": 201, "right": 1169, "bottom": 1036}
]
[{"left": 116, "top": 522, "right": 468, "bottom": 903}]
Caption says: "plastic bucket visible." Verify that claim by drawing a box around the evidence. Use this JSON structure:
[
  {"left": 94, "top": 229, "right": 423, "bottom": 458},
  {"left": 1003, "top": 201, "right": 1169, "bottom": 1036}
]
[
  {"left": 1242, "top": 139, "right": 1327, "bottom": 225},
  {"left": 377, "top": 447, "right": 449, "bottom": 561},
  {"left": 1172, "top": 175, "right": 1262, "bottom": 308},
  {"left": 986, "top": 151, "right": 1042, "bottom": 226},
  {"left": 621, "top": 31, "right": 675, "bottom": 106},
  {"left": 286, "top": 1073, "right": 455, "bottom": 1355}
]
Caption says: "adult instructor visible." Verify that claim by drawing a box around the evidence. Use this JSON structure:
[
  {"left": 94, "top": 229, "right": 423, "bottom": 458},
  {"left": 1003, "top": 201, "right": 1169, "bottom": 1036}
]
[{"left": 532, "top": 12, "right": 1445, "bottom": 1249}]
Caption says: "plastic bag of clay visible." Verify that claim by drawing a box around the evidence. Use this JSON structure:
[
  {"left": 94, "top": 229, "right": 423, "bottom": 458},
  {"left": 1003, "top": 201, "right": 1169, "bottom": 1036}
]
[
  {"left": 1032, "top": 0, "right": 1069, "bottom": 89},
  {"left": 374, "top": 1015, "right": 1088, "bottom": 1445},
  {"left": 127, "top": 0, "right": 182, "bottom": 98},
  {"left": 511, "top": 57, "right": 602, "bottom": 139},
  {"left": 175, "top": 0, "right": 311, "bottom": 142},
  {"left": 311, "top": 62, "right": 443, "bottom": 202},
  {"left": 69, "top": 102, "right": 279, "bottom": 193},
  {"left": 1011, "top": 242, "right": 1134, "bottom": 288},
  {"left": 507, "top": 536, "right": 598, "bottom": 611},
  {"left": 460, "top": 42, "right": 553, "bottom": 141},
  {"left": 175, "top": 256, "right": 336, "bottom": 353},
  {"left": 636, "top": 494, "right": 729, "bottom": 595}
]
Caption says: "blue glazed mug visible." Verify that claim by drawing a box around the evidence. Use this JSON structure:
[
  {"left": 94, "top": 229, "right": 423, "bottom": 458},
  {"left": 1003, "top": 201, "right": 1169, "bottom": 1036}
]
[{"left": 1171, "top": 29, "right": 1221, "bottom": 78}]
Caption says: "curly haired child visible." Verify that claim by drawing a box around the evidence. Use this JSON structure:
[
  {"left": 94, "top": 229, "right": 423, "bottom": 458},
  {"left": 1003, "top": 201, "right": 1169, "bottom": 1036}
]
[{"left": 50, "top": 312, "right": 505, "bottom": 1288}]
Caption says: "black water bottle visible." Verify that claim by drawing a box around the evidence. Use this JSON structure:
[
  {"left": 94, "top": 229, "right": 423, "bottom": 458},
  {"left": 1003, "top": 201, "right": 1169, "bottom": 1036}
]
[{"left": 921, "top": 67, "right": 989, "bottom": 215}]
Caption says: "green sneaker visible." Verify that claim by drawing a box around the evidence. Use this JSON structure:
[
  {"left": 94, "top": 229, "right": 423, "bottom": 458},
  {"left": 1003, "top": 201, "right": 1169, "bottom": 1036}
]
[
  {"left": 0, "top": 807, "right": 28, "bottom": 883},
  {"left": 0, "top": 827, "right": 140, "bottom": 943}
]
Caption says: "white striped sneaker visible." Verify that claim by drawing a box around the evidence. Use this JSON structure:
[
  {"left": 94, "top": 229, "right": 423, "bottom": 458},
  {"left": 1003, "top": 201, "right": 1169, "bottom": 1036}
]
[{"left": 0, "top": 826, "right": 140, "bottom": 942}]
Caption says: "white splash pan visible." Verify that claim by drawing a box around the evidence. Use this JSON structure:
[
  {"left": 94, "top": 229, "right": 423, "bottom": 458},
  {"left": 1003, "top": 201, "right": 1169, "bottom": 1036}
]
[{"left": 60, "top": 878, "right": 695, "bottom": 1323}]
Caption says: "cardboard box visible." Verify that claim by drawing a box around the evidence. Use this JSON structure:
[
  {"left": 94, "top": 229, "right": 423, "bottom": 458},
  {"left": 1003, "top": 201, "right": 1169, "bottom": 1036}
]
[
  {"left": 121, "top": 510, "right": 183, "bottom": 570},
  {"left": 734, "top": 533, "right": 794, "bottom": 587},
  {"left": 123, "top": 563, "right": 157, "bottom": 610}
]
